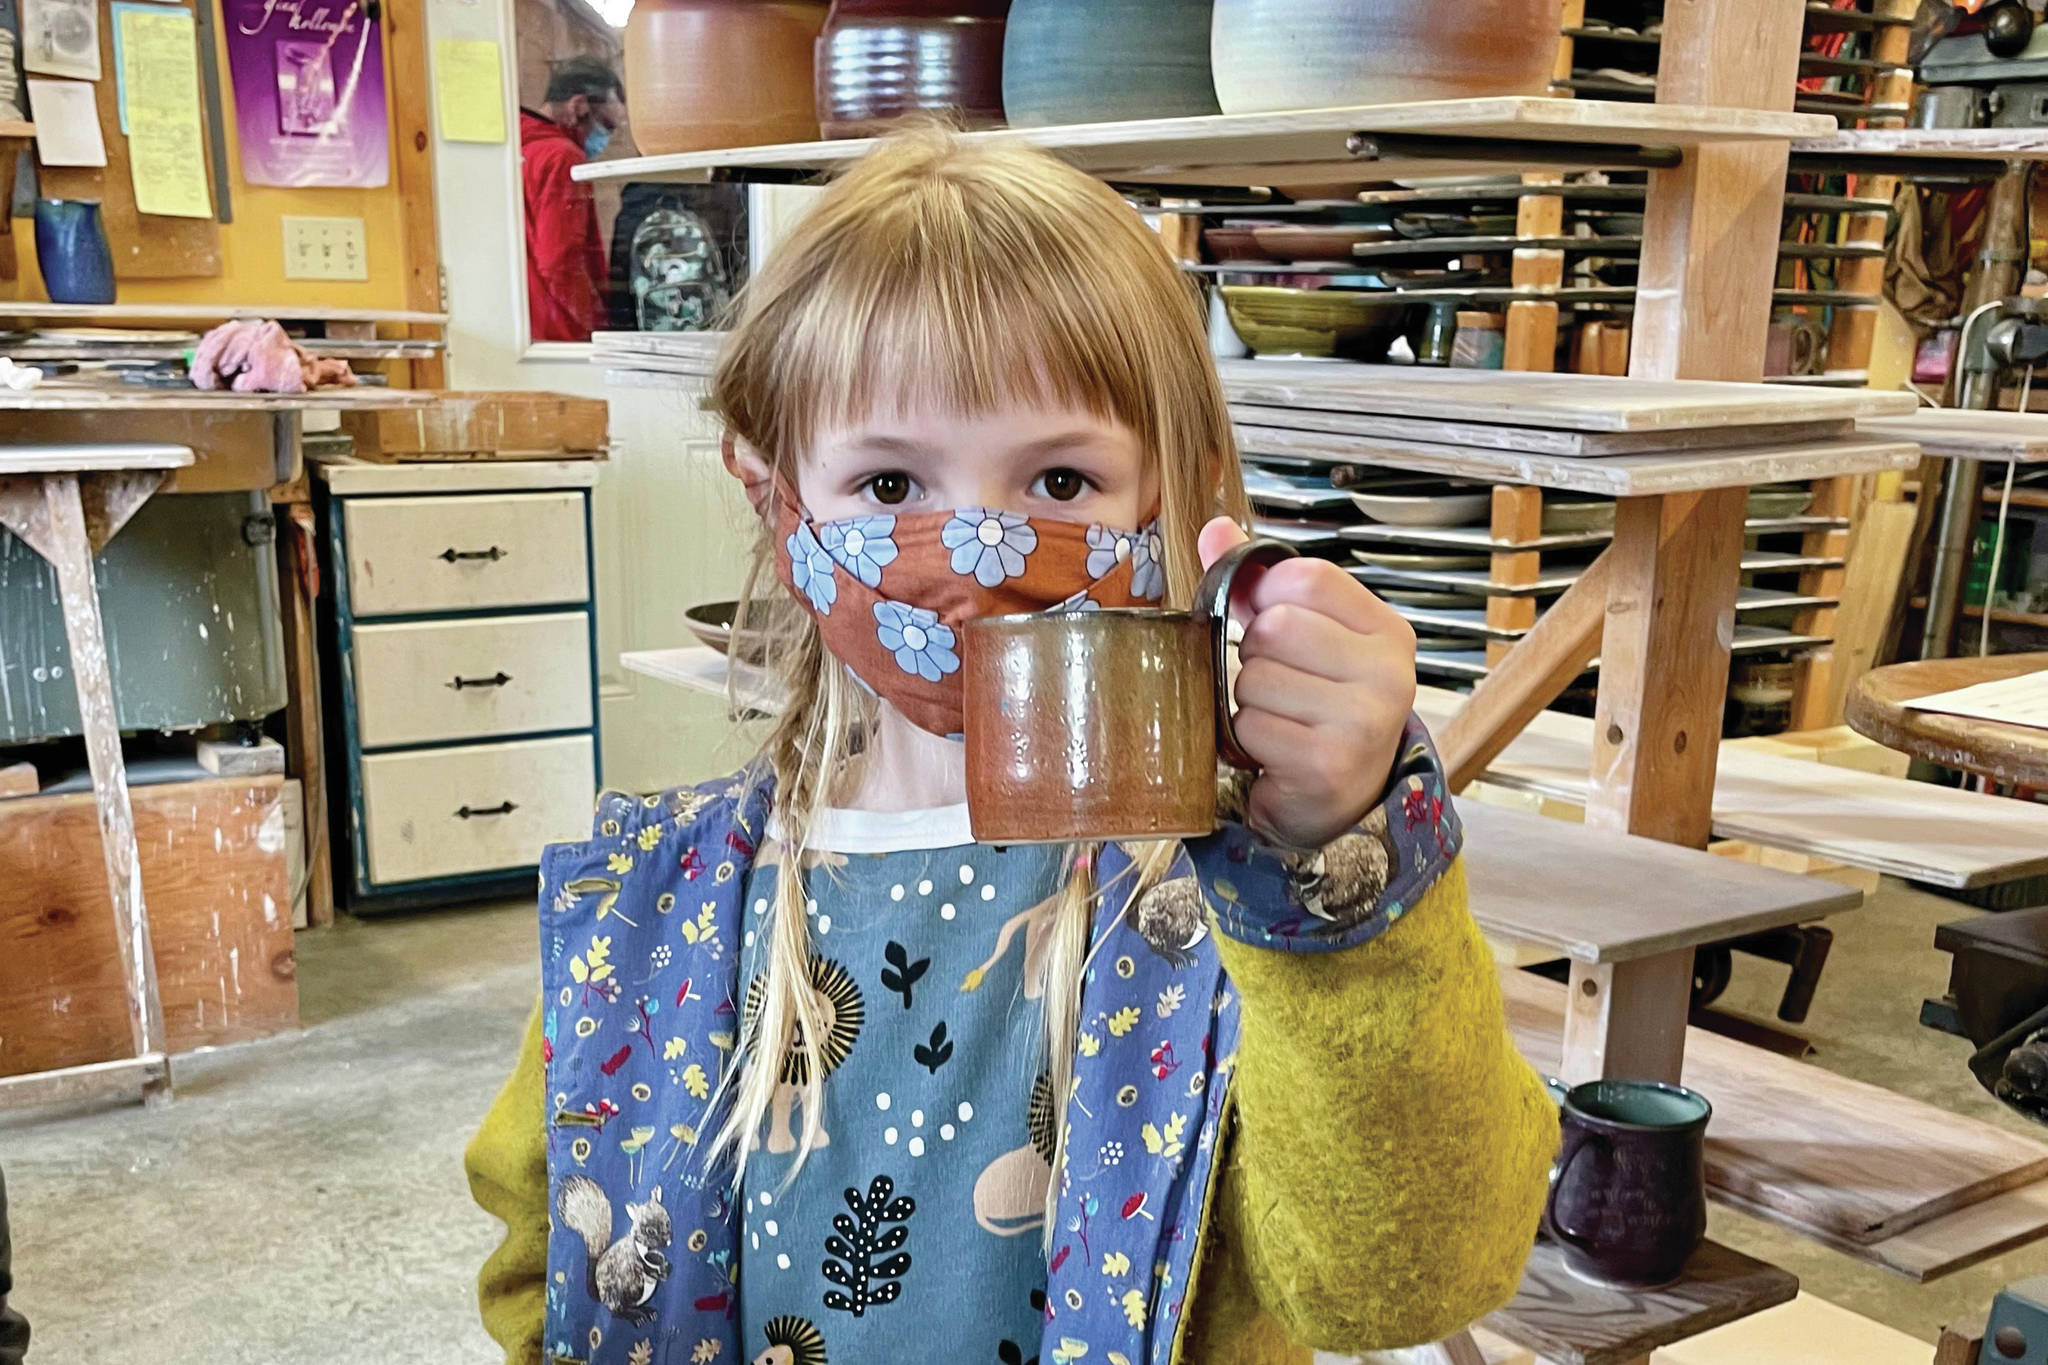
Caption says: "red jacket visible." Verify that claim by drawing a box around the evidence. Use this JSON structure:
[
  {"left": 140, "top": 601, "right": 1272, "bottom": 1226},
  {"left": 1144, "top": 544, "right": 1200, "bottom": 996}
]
[{"left": 521, "top": 110, "right": 607, "bottom": 342}]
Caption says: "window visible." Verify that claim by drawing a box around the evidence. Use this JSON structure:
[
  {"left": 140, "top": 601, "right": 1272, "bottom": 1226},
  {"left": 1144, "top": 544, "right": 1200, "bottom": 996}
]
[{"left": 513, "top": 0, "right": 748, "bottom": 343}]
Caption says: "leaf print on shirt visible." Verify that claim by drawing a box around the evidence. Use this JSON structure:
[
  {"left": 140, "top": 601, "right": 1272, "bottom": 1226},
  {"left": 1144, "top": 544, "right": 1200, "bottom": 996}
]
[
  {"left": 821, "top": 1176, "right": 915, "bottom": 1317},
  {"left": 872, "top": 600, "right": 959, "bottom": 682},
  {"left": 819, "top": 513, "right": 898, "bottom": 588},
  {"left": 912, "top": 1021, "right": 954, "bottom": 1074},
  {"left": 788, "top": 522, "right": 838, "bottom": 615},
  {"left": 752, "top": 1314, "right": 826, "bottom": 1365},
  {"left": 943, "top": 507, "right": 1038, "bottom": 586},
  {"left": 879, "top": 941, "right": 930, "bottom": 1009}
]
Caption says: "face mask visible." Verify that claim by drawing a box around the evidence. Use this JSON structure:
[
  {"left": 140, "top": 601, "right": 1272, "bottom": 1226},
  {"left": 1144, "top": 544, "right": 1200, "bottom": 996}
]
[
  {"left": 771, "top": 479, "right": 1166, "bottom": 738},
  {"left": 583, "top": 124, "right": 611, "bottom": 158}
]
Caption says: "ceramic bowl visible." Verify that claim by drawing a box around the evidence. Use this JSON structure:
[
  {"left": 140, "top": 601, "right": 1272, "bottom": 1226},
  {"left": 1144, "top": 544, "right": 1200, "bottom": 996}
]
[
  {"left": 1747, "top": 487, "right": 1816, "bottom": 520},
  {"left": 1542, "top": 498, "right": 1617, "bottom": 534},
  {"left": 1251, "top": 224, "right": 1399, "bottom": 263},
  {"left": 1373, "top": 586, "right": 1488, "bottom": 608},
  {"left": 1219, "top": 285, "right": 1416, "bottom": 360},
  {"left": 684, "top": 599, "right": 787, "bottom": 664},
  {"left": 1353, "top": 548, "right": 1492, "bottom": 571},
  {"left": 1204, "top": 224, "right": 1277, "bottom": 263},
  {"left": 1347, "top": 484, "right": 1492, "bottom": 526}
]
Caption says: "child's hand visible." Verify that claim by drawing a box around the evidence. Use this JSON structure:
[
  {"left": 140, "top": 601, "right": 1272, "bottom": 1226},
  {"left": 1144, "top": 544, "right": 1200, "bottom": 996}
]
[{"left": 1200, "top": 517, "right": 1418, "bottom": 851}]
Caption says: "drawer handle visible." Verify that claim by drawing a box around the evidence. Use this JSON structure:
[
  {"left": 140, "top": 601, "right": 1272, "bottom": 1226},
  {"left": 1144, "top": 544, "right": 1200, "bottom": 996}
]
[
  {"left": 456, "top": 801, "right": 519, "bottom": 820},
  {"left": 449, "top": 671, "right": 513, "bottom": 691},
  {"left": 440, "top": 545, "right": 507, "bottom": 563}
]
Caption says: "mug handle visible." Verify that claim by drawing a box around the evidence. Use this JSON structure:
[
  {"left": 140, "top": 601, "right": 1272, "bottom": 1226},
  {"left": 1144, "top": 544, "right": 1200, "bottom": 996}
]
[
  {"left": 1193, "top": 536, "right": 1299, "bottom": 769},
  {"left": 1546, "top": 1126, "right": 1612, "bottom": 1254}
]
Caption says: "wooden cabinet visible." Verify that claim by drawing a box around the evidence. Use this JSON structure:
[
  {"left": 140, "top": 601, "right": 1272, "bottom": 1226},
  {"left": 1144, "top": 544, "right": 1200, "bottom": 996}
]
[{"left": 315, "top": 459, "right": 603, "bottom": 909}]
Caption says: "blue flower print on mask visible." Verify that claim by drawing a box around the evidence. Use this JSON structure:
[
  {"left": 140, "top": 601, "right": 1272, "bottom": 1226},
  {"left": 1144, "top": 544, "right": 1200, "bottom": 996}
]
[
  {"left": 942, "top": 508, "right": 1037, "bottom": 587},
  {"left": 1053, "top": 588, "right": 1101, "bottom": 613},
  {"left": 873, "top": 600, "right": 960, "bottom": 682},
  {"left": 1131, "top": 522, "right": 1165, "bottom": 600},
  {"left": 1085, "top": 523, "right": 1132, "bottom": 580},
  {"left": 819, "top": 514, "right": 898, "bottom": 588},
  {"left": 787, "top": 522, "right": 837, "bottom": 614}
]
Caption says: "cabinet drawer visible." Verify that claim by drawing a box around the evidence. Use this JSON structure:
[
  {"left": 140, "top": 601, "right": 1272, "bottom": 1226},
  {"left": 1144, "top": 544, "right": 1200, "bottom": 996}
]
[
  {"left": 342, "top": 492, "right": 588, "bottom": 615},
  {"left": 359, "top": 735, "right": 595, "bottom": 886},
  {"left": 351, "top": 612, "right": 592, "bottom": 748}
]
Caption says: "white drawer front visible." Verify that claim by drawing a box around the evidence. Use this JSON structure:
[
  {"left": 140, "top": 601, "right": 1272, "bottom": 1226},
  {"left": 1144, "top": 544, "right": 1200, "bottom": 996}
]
[
  {"left": 343, "top": 492, "right": 588, "bottom": 615},
  {"left": 360, "top": 735, "right": 594, "bottom": 885},
  {"left": 351, "top": 612, "right": 592, "bottom": 748}
]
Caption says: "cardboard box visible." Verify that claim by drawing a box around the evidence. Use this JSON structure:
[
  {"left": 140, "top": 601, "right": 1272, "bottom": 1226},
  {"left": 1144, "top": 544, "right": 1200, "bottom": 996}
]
[{"left": 339, "top": 390, "right": 609, "bottom": 461}]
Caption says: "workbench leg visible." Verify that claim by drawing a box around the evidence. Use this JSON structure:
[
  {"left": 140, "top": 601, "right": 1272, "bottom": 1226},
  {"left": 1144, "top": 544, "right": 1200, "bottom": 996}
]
[
  {"left": 278, "top": 507, "right": 334, "bottom": 927},
  {"left": 1561, "top": 952, "right": 1692, "bottom": 1087},
  {"left": 37, "top": 476, "right": 170, "bottom": 1102}
]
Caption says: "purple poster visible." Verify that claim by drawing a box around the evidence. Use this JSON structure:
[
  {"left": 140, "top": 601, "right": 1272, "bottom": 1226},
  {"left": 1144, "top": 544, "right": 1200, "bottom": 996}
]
[{"left": 223, "top": 0, "right": 388, "bottom": 188}]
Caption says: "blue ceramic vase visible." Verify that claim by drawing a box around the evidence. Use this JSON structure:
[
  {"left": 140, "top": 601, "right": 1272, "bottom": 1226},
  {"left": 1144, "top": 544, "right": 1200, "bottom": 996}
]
[
  {"left": 35, "top": 199, "right": 116, "bottom": 305},
  {"left": 1002, "top": 0, "right": 1219, "bottom": 128}
]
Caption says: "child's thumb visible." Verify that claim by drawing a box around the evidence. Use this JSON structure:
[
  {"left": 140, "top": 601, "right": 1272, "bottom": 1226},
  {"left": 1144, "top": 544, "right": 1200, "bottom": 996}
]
[{"left": 1197, "top": 516, "right": 1249, "bottom": 570}]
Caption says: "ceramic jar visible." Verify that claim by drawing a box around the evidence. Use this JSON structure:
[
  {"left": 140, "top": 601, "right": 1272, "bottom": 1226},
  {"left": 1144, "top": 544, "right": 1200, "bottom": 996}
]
[
  {"left": 624, "top": 0, "right": 828, "bottom": 156},
  {"left": 1001, "top": 0, "right": 1219, "bottom": 128},
  {"left": 34, "top": 199, "right": 115, "bottom": 305},
  {"left": 1210, "top": 0, "right": 1558, "bottom": 113},
  {"left": 816, "top": 0, "right": 1009, "bottom": 140}
]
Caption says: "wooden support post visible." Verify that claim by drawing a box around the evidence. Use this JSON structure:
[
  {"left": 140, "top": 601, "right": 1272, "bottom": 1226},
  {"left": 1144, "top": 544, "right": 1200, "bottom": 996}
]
[
  {"left": 1788, "top": 474, "right": 1867, "bottom": 730},
  {"left": 1506, "top": 174, "right": 1567, "bottom": 373},
  {"left": 276, "top": 502, "right": 335, "bottom": 927},
  {"left": 385, "top": 0, "right": 446, "bottom": 388},
  {"left": 1561, "top": 952, "right": 1694, "bottom": 1085},
  {"left": 0, "top": 473, "right": 170, "bottom": 1104},
  {"left": 1487, "top": 486, "right": 1544, "bottom": 667},
  {"left": 1588, "top": 488, "right": 1749, "bottom": 845}
]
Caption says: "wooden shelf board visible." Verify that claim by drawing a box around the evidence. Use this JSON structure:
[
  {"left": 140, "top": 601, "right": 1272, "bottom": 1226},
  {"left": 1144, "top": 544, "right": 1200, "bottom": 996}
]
[
  {"left": 1792, "top": 128, "right": 2048, "bottom": 161},
  {"left": 0, "top": 384, "right": 438, "bottom": 412},
  {"left": 1864, "top": 410, "right": 2048, "bottom": 463},
  {"left": 0, "top": 302, "right": 448, "bottom": 325},
  {"left": 1960, "top": 604, "right": 2048, "bottom": 629},
  {"left": 1803, "top": 3, "right": 1914, "bottom": 33},
  {"left": 0, "top": 122, "right": 34, "bottom": 141},
  {"left": 573, "top": 99, "right": 1834, "bottom": 188},
  {"left": 1983, "top": 487, "right": 2048, "bottom": 510}
]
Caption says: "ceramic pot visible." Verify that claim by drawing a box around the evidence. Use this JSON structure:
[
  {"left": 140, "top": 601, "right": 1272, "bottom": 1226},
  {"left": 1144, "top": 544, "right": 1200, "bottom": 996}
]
[
  {"left": 1002, "top": 0, "right": 1218, "bottom": 127},
  {"left": 1542, "top": 1078, "right": 1711, "bottom": 1289},
  {"left": 815, "top": 0, "right": 1009, "bottom": 140},
  {"left": 625, "top": 0, "right": 828, "bottom": 156},
  {"left": 34, "top": 199, "right": 115, "bottom": 305},
  {"left": 1211, "top": 0, "right": 1559, "bottom": 113}
]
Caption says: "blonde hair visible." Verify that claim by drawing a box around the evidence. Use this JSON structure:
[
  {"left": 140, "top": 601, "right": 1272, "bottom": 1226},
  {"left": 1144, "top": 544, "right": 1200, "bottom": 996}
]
[{"left": 706, "top": 128, "right": 1252, "bottom": 1223}]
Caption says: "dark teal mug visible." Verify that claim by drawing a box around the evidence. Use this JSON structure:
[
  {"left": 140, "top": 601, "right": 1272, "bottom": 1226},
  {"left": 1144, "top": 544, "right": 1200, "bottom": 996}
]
[{"left": 1541, "top": 1076, "right": 1711, "bottom": 1288}]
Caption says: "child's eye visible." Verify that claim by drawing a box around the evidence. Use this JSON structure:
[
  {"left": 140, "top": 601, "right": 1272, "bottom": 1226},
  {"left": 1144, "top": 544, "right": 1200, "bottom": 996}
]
[
  {"left": 863, "top": 473, "right": 914, "bottom": 505},
  {"left": 1034, "top": 468, "right": 1090, "bottom": 502}
]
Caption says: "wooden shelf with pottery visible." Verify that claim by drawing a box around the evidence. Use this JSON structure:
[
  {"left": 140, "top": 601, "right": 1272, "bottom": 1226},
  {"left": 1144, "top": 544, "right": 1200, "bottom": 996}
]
[
  {"left": 0, "top": 302, "right": 449, "bottom": 325},
  {"left": 0, "top": 383, "right": 438, "bottom": 412},
  {"left": 573, "top": 98, "right": 1833, "bottom": 189}
]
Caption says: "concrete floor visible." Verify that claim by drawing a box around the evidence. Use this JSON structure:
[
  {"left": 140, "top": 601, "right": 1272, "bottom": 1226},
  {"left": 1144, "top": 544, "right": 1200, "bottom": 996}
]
[{"left": 2, "top": 876, "right": 2045, "bottom": 1361}]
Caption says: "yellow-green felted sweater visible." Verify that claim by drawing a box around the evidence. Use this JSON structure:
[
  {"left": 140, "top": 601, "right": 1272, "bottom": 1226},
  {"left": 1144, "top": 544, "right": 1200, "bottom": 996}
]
[{"left": 465, "top": 858, "right": 1556, "bottom": 1363}]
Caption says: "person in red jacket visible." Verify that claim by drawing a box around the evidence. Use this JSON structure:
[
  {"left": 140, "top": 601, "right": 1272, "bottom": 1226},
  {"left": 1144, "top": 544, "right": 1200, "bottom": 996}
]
[{"left": 521, "top": 56, "right": 626, "bottom": 342}]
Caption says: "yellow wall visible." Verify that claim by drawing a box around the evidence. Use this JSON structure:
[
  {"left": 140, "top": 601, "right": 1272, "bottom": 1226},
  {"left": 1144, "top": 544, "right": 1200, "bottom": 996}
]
[{"left": 8, "top": 6, "right": 412, "bottom": 311}]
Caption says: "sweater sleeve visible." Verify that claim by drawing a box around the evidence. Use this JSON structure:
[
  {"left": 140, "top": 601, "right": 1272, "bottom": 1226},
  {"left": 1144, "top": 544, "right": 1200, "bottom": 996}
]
[
  {"left": 464, "top": 997, "right": 551, "bottom": 1365},
  {"left": 1183, "top": 719, "right": 1557, "bottom": 1350}
]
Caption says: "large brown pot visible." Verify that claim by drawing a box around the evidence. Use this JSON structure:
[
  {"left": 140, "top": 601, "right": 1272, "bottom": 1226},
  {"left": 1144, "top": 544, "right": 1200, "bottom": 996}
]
[
  {"left": 1211, "top": 0, "right": 1558, "bottom": 113},
  {"left": 816, "top": 0, "right": 1009, "bottom": 140},
  {"left": 625, "top": 0, "right": 829, "bottom": 155}
]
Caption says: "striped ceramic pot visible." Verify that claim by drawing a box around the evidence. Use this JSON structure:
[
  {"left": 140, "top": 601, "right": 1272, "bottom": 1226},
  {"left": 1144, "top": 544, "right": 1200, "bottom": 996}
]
[{"left": 1002, "top": 0, "right": 1220, "bottom": 128}]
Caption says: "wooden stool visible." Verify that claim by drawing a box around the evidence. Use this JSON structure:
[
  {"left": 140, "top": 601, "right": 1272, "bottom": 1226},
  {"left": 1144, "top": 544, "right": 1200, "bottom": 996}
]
[{"left": 0, "top": 442, "right": 195, "bottom": 1110}]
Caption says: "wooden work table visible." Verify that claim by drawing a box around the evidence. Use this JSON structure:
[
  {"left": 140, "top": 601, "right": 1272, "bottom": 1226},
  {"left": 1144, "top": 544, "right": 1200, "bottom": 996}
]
[{"left": 1847, "top": 652, "right": 2048, "bottom": 788}]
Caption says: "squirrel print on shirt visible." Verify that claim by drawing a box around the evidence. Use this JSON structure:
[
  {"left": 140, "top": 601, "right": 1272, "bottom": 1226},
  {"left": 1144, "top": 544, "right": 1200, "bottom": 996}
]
[{"left": 554, "top": 1177, "right": 672, "bottom": 1326}]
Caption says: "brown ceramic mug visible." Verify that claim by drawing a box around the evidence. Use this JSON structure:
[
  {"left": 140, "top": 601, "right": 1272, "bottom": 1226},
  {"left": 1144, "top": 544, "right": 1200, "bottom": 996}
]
[{"left": 960, "top": 538, "right": 1297, "bottom": 843}]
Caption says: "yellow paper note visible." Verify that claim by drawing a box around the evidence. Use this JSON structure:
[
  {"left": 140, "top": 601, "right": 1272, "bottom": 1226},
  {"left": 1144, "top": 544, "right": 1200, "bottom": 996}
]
[
  {"left": 434, "top": 39, "right": 507, "bottom": 144},
  {"left": 118, "top": 6, "right": 212, "bottom": 219}
]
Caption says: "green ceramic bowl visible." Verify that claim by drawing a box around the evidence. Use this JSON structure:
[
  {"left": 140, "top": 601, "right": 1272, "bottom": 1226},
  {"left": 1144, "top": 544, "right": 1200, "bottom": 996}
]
[{"left": 1220, "top": 285, "right": 1416, "bottom": 360}]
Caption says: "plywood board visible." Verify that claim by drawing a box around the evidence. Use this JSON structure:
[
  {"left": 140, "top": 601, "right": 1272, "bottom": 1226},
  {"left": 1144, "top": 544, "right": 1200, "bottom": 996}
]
[
  {"left": 36, "top": 1, "right": 221, "bottom": 280},
  {"left": 1229, "top": 403, "right": 1858, "bottom": 457},
  {"left": 1501, "top": 968, "right": 2048, "bottom": 1245},
  {"left": 1794, "top": 127, "right": 2048, "bottom": 159},
  {"left": 0, "top": 775, "right": 296, "bottom": 1077},
  {"left": 1218, "top": 360, "right": 1915, "bottom": 432},
  {"left": 0, "top": 385, "right": 437, "bottom": 412},
  {"left": 1459, "top": 800, "right": 1859, "bottom": 963},
  {"left": 1713, "top": 1177, "right": 2048, "bottom": 1283},
  {"left": 1483, "top": 1238, "right": 1795, "bottom": 1365},
  {"left": 574, "top": 97, "right": 1834, "bottom": 188},
  {"left": 1235, "top": 424, "right": 1920, "bottom": 496},
  {"left": 1416, "top": 687, "right": 2048, "bottom": 889},
  {"left": 1862, "top": 410, "right": 2048, "bottom": 462},
  {"left": 0, "top": 303, "right": 448, "bottom": 324}
]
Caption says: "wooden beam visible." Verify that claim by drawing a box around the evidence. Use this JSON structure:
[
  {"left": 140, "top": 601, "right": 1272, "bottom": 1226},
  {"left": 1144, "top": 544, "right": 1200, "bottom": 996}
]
[
  {"left": 384, "top": 0, "right": 445, "bottom": 388},
  {"left": 1442, "top": 549, "right": 1613, "bottom": 791},
  {"left": 1562, "top": 951, "right": 1694, "bottom": 1086},
  {"left": 1486, "top": 485, "right": 1544, "bottom": 667},
  {"left": 1588, "top": 488, "right": 1748, "bottom": 845}
]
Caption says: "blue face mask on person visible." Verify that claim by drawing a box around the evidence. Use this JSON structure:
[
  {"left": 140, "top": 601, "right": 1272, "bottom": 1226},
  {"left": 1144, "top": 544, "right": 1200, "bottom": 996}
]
[{"left": 583, "top": 123, "right": 611, "bottom": 158}]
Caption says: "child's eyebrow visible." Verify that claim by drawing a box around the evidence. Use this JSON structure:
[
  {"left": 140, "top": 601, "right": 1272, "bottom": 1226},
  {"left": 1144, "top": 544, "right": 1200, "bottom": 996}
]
[{"left": 1014, "top": 430, "right": 1118, "bottom": 458}]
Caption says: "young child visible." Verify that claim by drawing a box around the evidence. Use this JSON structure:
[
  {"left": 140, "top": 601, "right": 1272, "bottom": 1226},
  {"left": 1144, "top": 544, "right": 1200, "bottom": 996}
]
[{"left": 466, "top": 130, "right": 1555, "bottom": 1365}]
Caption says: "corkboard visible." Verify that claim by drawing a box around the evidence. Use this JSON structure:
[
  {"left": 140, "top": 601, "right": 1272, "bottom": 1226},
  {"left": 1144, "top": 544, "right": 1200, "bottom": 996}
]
[{"left": 38, "top": 0, "right": 222, "bottom": 279}]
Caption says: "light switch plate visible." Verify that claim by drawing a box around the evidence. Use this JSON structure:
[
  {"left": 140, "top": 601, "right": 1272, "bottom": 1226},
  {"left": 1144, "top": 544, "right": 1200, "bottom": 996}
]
[{"left": 281, "top": 215, "right": 369, "bottom": 281}]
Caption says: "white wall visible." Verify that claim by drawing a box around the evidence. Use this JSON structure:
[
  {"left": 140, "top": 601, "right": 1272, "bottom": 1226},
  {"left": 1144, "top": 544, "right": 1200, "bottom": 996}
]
[{"left": 422, "top": 0, "right": 815, "bottom": 793}]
